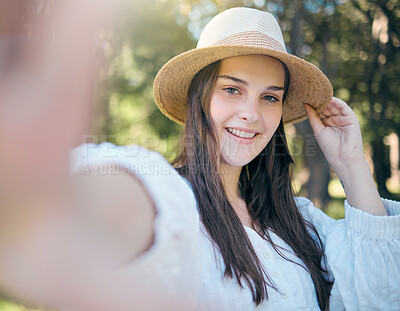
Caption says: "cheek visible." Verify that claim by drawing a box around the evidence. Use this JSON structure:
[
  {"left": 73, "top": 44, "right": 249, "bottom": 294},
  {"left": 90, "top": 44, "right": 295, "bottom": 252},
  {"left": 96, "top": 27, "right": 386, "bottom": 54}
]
[
  {"left": 209, "top": 93, "right": 230, "bottom": 128},
  {"left": 261, "top": 105, "right": 283, "bottom": 129}
]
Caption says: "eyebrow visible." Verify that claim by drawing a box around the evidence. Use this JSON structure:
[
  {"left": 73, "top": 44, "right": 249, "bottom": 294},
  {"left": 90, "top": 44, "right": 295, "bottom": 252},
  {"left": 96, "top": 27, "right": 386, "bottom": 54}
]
[
  {"left": 218, "top": 75, "right": 248, "bottom": 86},
  {"left": 218, "top": 75, "right": 284, "bottom": 91}
]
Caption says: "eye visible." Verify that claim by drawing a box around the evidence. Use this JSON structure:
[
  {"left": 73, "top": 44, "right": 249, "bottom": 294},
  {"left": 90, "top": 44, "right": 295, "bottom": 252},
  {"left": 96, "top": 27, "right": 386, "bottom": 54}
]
[
  {"left": 223, "top": 87, "right": 240, "bottom": 95},
  {"left": 262, "top": 95, "right": 280, "bottom": 103}
]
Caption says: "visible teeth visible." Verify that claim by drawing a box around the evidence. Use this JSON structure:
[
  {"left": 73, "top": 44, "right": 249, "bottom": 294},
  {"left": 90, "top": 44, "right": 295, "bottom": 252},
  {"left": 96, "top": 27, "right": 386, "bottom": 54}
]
[{"left": 227, "top": 128, "right": 256, "bottom": 138}]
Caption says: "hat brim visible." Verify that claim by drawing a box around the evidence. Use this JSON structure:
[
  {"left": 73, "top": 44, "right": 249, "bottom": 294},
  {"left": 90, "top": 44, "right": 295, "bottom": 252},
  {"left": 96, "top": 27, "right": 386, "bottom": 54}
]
[{"left": 153, "top": 45, "right": 333, "bottom": 125}]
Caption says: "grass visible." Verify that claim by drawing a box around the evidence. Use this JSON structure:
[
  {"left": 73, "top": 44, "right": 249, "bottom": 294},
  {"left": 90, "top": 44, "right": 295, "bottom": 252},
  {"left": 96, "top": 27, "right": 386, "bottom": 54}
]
[{"left": 0, "top": 300, "right": 41, "bottom": 311}]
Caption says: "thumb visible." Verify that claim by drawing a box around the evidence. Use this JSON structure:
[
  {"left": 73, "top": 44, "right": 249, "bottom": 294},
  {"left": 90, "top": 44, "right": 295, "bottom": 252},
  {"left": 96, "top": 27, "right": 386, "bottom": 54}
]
[{"left": 304, "top": 104, "right": 324, "bottom": 137}]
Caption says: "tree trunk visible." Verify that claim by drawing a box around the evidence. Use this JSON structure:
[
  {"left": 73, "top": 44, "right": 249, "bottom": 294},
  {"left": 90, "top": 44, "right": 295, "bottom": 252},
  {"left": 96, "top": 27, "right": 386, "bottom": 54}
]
[
  {"left": 371, "top": 138, "right": 391, "bottom": 198},
  {"left": 296, "top": 121, "right": 331, "bottom": 209},
  {"left": 289, "top": 0, "right": 331, "bottom": 209}
]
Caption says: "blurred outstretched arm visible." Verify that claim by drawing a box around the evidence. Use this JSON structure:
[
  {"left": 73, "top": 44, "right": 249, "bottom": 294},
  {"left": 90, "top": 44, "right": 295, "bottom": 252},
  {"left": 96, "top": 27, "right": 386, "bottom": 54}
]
[{"left": 0, "top": 2, "right": 173, "bottom": 310}]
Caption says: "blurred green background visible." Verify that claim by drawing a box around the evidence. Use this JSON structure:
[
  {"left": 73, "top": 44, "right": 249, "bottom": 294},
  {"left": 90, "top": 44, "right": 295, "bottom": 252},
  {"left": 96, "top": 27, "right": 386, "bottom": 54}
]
[
  {"left": 87, "top": 0, "right": 400, "bottom": 209},
  {"left": 1, "top": 0, "right": 400, "bottom": 309}
]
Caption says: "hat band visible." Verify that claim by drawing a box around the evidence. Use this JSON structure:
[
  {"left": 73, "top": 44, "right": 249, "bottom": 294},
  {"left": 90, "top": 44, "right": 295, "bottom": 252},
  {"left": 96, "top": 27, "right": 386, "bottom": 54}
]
[{"left": 211, "top": 31, "right": 286, "bottom": 53}]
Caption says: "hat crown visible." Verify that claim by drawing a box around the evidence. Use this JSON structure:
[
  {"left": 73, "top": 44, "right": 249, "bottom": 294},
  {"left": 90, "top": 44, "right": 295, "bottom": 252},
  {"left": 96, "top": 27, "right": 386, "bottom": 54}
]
[{"left": 197, "top": 7, "right": 286, "bottom": 52}]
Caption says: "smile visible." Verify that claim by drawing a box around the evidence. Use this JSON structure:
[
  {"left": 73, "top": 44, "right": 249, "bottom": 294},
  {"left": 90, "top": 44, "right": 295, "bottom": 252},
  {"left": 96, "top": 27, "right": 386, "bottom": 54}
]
[{"left": 226, "top": 128, "right": 258, "bottom": 139}]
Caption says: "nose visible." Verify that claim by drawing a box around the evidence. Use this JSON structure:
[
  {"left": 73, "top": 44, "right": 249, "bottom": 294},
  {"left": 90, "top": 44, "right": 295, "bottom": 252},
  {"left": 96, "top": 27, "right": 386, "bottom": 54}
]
[{"left": 237, "top": 96, "right": 260, "bottom": 123}]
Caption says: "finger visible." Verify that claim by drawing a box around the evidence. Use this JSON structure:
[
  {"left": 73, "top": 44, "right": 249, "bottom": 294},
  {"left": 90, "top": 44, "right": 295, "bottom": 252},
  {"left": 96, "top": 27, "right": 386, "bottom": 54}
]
[
  {"left": 320, "top": 115, "right": 340, "bottom": 128},
  {"left": 322, "top": 114, "right": 354, "bottom": 127},
  {"left": 319, "top": 98, "right": 342, "bottom": 117},
  {"left": 304, "top": 104, "right": 325, "bottom": 136},
  {"left": 0, "top": 1, "right": 130, "bottom": 195},
  {"left": 320, "top": 105, "right": 339, "bottom": 117},
  {"left": 331, "top": 97, "right": 354, "bottom": 116},
  {"left": 0, "top": 0, "right": 123, "bottom": 196},
  {"left": 326, "top": 103, "right": 341, "bottom": 116},
  {"left": 318, "top": 111, "right": 330, "bottom": 119}
]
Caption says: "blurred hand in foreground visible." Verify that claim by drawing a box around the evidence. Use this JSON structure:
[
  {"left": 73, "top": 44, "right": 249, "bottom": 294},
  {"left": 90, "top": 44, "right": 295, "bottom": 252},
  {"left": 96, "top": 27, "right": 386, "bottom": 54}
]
[{"left": 0, "top": 2, "right": 194, "bottom": 310}]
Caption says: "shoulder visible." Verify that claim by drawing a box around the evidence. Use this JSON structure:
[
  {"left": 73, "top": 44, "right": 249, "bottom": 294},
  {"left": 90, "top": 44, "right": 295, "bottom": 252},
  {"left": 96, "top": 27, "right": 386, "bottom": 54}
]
[
  {"left": 294, "top": 196, "right": 331, "bottom": 220},
  {"left": 294, "top": 196, "right": 313, "bottom": 208},
  {"left": 70, "top": 142, "right": 199, "bottom": 260},
  {"left": 294, "top": 196, "right": 337, "bottom": 238},
  {"left": 70, "top": 144, "right": 158, "bottom": 262},
  {"left": 294, "top": 196, "right": 316, "bottom": 221},
  {"left": 69, "top": 143, "right": 201, "bottom": 304},
  {"left": 70, "top": 141, "right": 198, "bottom": 206}
]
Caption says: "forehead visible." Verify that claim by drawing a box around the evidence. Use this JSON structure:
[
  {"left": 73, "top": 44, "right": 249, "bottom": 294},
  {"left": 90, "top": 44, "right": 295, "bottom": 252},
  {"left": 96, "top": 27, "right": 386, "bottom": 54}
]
[{"left": 218, "top": 54, "right": 285, "bottom": 85}]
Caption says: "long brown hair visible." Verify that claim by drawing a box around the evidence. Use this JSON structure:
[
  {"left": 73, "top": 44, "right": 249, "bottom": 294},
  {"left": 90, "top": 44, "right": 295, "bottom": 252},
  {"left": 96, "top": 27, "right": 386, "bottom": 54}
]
[{"left": 172, "top": 59, "right": 334, "bottom": 310}]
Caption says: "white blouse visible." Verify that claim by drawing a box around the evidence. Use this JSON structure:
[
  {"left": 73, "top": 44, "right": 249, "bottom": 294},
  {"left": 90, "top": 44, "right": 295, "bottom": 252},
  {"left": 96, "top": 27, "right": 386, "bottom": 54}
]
[{"left": 71, "top": 143, "right": 400, "bottom": 311}]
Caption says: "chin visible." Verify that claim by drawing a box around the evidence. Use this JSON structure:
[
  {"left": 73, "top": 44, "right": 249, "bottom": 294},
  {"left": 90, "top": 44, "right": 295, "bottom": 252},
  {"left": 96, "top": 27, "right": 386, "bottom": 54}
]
[
  {"left": 220, "top": 154, "right": 258, "bottom": 167},
  {"left": 219, "top": 144, "right": 264, "bottom": 167}
]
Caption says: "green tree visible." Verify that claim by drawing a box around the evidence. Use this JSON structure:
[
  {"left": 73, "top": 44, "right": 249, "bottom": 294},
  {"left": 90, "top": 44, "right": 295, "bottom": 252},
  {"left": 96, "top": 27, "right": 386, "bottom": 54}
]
[
  {"left": 335, "top": 0, "right": 400, "bottom": 197},
  {"left": 88, "top": 0, "right": 400, "bottom": 202},
  {"left": 93, "top": 0, "right": 195, "bottom": 160}
]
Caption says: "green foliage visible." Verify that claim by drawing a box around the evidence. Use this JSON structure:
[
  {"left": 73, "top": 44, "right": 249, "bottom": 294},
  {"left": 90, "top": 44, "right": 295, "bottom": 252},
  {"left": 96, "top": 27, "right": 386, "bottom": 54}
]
[
  {"left": 95, "top": 0, "right": 400, "bottom": 149},
  {"left": 93, "top": 0, "right": 195, "bottom": 158},
  {"left": 0, "top": 299, "right": 42, "bottom": 311},
  {"left": 93, "top": 0, "right": 400, "bottom": 196}
]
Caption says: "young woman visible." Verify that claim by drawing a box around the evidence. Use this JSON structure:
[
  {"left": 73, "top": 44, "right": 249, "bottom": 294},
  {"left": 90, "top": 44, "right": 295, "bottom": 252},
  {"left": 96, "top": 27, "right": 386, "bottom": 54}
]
[
  {"left": 0, "top": 6, "right": 399, "bottom": 311},
  {"left": 152, "top": 7, "right": 400, "bottom": 311}
]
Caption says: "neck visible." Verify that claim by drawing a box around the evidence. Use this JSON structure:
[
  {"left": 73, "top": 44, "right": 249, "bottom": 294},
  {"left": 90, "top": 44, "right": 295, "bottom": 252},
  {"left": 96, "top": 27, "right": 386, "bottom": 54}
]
[
  {"left": 219, "top": 163, "right": 243, "bottom": 202},
  {"left": 220, "top": 163, "right": 259, "bottom": 230}
]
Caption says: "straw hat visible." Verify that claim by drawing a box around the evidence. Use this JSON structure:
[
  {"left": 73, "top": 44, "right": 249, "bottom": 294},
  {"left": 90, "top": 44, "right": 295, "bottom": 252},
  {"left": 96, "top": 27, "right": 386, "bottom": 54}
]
[{"left": 153, "top": 7, "right": 333, "bottom": 125}]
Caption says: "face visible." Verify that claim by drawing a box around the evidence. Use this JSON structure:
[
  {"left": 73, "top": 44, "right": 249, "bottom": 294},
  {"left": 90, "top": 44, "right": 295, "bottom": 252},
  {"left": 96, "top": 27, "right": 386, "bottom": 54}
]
[{"left": 209, "top": 54, "right": 285, "bottom": 167}]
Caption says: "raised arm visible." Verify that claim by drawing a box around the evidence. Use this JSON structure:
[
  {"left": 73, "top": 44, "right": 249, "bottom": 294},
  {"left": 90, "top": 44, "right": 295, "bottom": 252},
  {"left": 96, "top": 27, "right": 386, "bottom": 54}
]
[{"left": 304, "top": 98, "right": 387, "bottom": 216}]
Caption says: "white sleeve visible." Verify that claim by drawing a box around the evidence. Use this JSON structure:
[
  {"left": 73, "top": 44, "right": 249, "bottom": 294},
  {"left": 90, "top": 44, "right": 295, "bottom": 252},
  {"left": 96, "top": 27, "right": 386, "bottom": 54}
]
[
  {"left": 296, "top": 196, "right": 400, "bottom": 311},
  {"left": 69, "top": 142, "right": 200, "bottom": 309}
]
